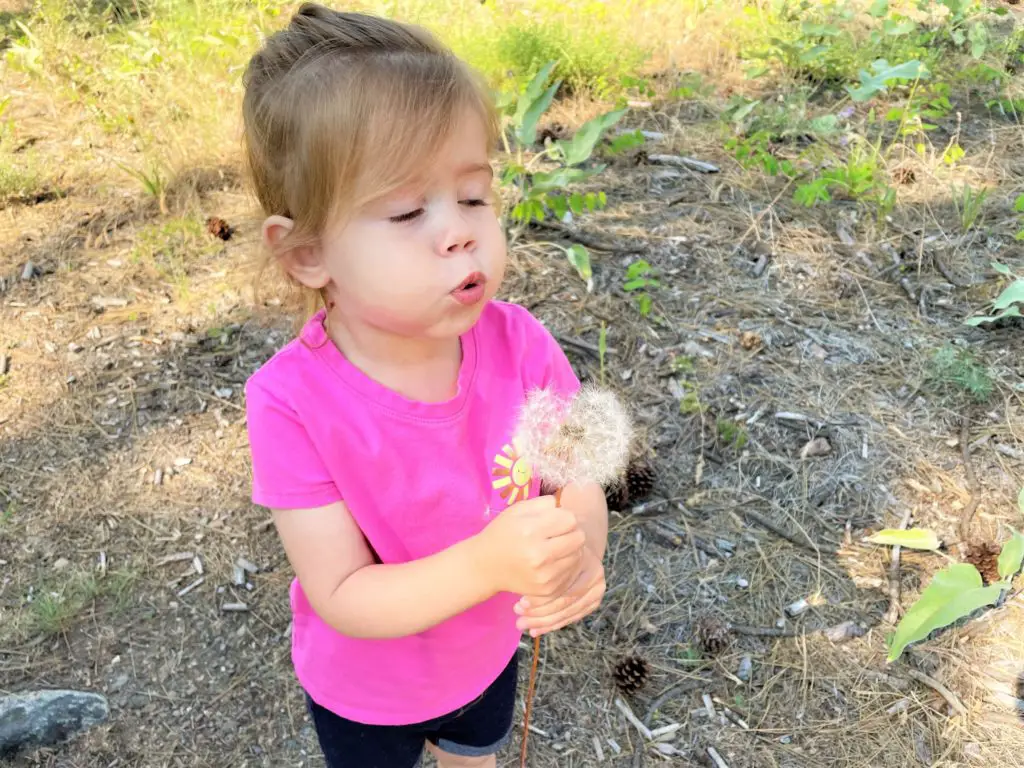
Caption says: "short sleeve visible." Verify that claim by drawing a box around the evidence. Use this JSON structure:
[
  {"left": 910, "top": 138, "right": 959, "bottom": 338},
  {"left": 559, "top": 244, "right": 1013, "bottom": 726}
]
[
  {"left": 245, "top": 379, "right": 342, "bottom": 510},
  {"left": 518, "top": 308, "right": 581, "bottom": 399}
]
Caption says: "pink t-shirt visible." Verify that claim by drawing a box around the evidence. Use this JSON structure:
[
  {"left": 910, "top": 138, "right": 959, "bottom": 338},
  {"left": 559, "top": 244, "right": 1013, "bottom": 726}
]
[{"left": 244, "top": 300, "right": 580, "bottom": 726}]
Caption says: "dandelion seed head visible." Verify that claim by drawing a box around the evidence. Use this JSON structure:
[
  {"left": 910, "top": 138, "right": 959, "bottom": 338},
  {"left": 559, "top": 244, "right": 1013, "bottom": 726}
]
[{"left": 514, "top": 383, "right": 633, "bottom": 489}]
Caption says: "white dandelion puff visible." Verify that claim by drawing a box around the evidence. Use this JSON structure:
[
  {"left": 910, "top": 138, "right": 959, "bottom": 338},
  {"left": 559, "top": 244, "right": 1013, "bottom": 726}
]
[{"left": 513, "top": 383, "right": 633, "bottom": 490}]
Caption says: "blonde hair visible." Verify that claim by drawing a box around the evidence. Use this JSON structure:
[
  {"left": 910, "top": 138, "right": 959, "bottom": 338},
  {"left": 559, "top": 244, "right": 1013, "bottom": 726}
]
[{"left": 241, "top": 3, "right": 499, "bottom": 316}]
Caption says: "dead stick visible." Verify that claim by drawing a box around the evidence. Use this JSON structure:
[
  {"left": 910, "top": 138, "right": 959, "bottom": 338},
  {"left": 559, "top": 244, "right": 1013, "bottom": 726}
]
[
  {"left": 904, "top": 668, "right": 967, "bottom": 716},
  {"left": 736, "top": 507, "right": 820, "bottom": 553},
  {"left": 958, "top": 416, "right": 980, "bottom": 543},
  {"left": 885, "top": 508, "right": 913, "bottom": 624},
  {"left": 521, "top": 488, "right": 562, "bottom": 767}
]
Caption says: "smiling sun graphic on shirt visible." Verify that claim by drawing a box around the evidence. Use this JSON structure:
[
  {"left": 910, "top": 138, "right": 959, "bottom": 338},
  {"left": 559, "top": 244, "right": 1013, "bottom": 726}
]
[{"left": 491, "top": 440, "right": 533, "bottom": 505}]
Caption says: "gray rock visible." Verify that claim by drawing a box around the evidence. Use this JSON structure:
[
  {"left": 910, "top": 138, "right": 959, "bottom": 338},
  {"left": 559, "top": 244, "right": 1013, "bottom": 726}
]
[{"left": 0, "top": 690, "right": 109, "bottom": 757}]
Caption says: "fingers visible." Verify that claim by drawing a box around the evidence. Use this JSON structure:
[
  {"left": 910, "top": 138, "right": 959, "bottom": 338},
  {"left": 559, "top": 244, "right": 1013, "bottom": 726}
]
[
  {"left": 516, "top": 581, "right": 604, "bottom": 637},
  {"left": 543, "top": 527, "right": 586, "bottom": 560}
]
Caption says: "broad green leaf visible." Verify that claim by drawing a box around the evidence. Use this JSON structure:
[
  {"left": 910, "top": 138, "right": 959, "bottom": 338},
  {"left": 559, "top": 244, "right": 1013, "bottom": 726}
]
[
  {"left": 969, "top": 22, "right": 988, "bottom": 59},
  {"left": 565, "top": 244, "right": 592, "bottom": 286},
  {"left": 991, "top": 262, "right": 1013, "bottom": 276},
  {"left": 801, "top": 23, "right": 840, "bottom": 37},
  {"left": 516, "top": 80, "right": 560, "bottom": 146},
  {"left": 530, "top": 166, "right": 600, "bottom": 193},
  {"left": 992, "top": 280, "right": 1024, "bottom": 311},
  {"left": 884, "top": 19, "right": 917, "bottom": 37},
  {"left": 869, "top": 0, "right": 890, "bottom": 17},
  {"left": 557, "top": 108, "right": 627, "bottom": 166},
  {"left": 625, "top": 260, "right": 652, "bottom": 280},
  {"left": 729, "top": 99, "right": 761, "bottom": 124},
  {"left": 867, "top": 528, "right": 940, "bottom": 550},
  {"left": 887, "top": 563, "right": 1003, "bottom": 662},
  {"left": 518, "top": 61, "right": 557, "bottom": 119},
  {"left": 964, "top": 306, "right": 1022, "bottom": 325},
  {"left": 998, "top": 529, "right": 1024, "bottom": 581},
  {"left": 847, "top": 59, "right": 928, "bottom": 102}
]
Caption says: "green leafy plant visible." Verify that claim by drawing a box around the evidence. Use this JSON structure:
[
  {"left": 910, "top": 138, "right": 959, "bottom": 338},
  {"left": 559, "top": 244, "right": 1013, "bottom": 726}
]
[
  {"left": 964, "top": 261, "right": 1024, "bottom": 326},
  {"left": 622, "top": 259, "right": 659, "bottom": 316},
  {"left": 869, "top": 505, "right": 1024, "bottom": 662},
  {"left": 846, "top": 58, "right": 929, "bottom": 102},
  {"left": 498, "top": 61, "right": 626, "bottom": 287}
]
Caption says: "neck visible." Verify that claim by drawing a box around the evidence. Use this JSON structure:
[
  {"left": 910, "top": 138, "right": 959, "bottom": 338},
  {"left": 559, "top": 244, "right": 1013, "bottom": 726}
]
[{"left": 324, "top": 308, "right": 462, "bottom": 403}]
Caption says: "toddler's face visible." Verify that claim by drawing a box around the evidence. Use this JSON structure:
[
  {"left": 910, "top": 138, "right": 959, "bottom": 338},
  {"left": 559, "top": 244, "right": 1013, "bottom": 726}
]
[{"left": 319, "top": 110, "right": 506, "bottom": 342}]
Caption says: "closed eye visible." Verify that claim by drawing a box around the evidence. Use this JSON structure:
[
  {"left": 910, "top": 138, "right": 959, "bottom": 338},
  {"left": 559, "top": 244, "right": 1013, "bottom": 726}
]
[
  {"left": 461, "top": 199, "right": 489, "bottom": 208},
  {"left": 389, "top": 208, "right": 424, "bottom": 224}
]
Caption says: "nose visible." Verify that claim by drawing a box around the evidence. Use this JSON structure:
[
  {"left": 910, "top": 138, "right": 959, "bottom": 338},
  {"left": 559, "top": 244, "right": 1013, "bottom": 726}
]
[{"left": 437, "top": 205, "right": 476, "bottom": 256}]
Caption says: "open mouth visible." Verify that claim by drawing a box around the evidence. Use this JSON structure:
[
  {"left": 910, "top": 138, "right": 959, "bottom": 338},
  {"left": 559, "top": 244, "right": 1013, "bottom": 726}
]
[{"left": 450, "top": 272, "right": 486, "bottom": 305}]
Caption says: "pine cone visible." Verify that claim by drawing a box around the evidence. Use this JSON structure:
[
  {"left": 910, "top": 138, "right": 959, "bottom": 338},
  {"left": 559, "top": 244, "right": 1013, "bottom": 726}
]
[
  {"left": 626, "top": 459, "right": 655, "bottom": 502},
  {"left": 965, "top": 542, "right": 1001, "bottom": 585},
  {"left": 694, "top": 614, "right": 731, "bottom": 657},
  {"left": 604, "top": 482, "right": 630, "bottom": 512},
  {"left": 612, "top": 655, "right": 650, "bottom": 695},
  {"left": 206, "top": 216, "right": 234, "bottom": 241}
]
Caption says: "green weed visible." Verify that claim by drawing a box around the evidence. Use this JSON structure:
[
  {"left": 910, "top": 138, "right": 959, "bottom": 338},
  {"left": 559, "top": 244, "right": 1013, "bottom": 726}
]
[
  {"left": 716, "top": 417, "right": 749, "bottom": 452},
  {"left": 952, "top": 183, "right": 988, "bottom": 232},
  {"left": 28, "top": 567, "right": 138, "bottom": 637},
  {"left": 131, "top": 215, "right": 223, "bottom": 297},
  {"left": 927, "top": 344, "right": 994, "bottom": 402}
]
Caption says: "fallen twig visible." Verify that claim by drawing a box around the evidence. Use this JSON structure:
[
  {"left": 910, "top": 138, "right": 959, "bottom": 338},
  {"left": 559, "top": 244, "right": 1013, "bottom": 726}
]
[
  {"left": 958, "top": 416, "right": 981, "bottom": 543},
  {"left": 707, "top": 746, "right": 732, "bottom": 768},
  {"left": 528, "top": 219, "right": 642, "bottom": 254},
  {"left": 730, "top": 624, "right": 800, "bottom": 638},
  {"left": 736, "top": 507, "right": 820, "bottom": 553},
  {"left": 616, "top": 696, "right": 654, "bottom": 741},
  {"left": 554, "top": 333, "right": 617, "bottom": 358},
  {"left": 647, "top": 153, "right": 720, "bottom": 173},
  {"left": 885, "top": 508, "right": 913, "bottom": 624},
  {"left": 904, "top": 668, "right": 967, "bottom": 716}
]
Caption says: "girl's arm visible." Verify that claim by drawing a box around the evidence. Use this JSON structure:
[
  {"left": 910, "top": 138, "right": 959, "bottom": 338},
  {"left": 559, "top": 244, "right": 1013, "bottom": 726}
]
[{"left": 272, "top": 496, "right": 586, "bottom": 639}]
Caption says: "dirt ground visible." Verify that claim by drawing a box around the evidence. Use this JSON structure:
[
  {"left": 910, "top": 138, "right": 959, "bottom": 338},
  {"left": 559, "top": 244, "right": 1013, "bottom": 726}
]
[{"left": 3, "top": 71, "right": 1024, "bottom": 768}]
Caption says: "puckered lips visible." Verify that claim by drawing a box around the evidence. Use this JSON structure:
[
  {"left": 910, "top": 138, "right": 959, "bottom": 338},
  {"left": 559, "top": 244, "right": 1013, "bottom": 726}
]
[{"left": 450, "top": 271, "right": 486, "bottom": 306}]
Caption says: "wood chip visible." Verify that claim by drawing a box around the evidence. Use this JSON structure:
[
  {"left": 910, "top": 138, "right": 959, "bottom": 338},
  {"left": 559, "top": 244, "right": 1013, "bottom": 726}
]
[
  {"left": 592, "top": 735, "right": 605, "bottom": 761},
  {"left": 236, "top": 556, "right": 259, "bottom": 574},
  {"left": 177, "top": 577, "right": 204, "bottom": 597},
  {"left": 702, "top": 693, "right": 716, "bottom": 718},
  {"left": 232, "top": 565, "right": 246, "bottom": 586},
  {"left": 0, "top": 355, "right": 9, "bottom": 375},
  {"left": 799, "top": 437, "right": 832, "bottom": 459},
  {"left": 192, "top": 555, "right": 203, "bottom": 575},
  {"left": 221, "top": 602, "right": 249, "bottom": 612},
  {"left": 91, "top": 296, "right": 129, "bottom": 309},
  {"left": 157, "top": 552, "right": 194, "bottom": 566},
  {"left": 615, "top": 697, "right": 653, "bottom": 740}
]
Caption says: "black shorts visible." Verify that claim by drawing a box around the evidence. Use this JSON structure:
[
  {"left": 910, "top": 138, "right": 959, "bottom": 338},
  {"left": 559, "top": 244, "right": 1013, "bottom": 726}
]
[{"left": 305, "top": 650, "right": 519, "bottom": 767}]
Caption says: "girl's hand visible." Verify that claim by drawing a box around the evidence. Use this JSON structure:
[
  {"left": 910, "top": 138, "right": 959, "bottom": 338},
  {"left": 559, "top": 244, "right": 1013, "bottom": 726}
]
[
  {"left": 475, "top": 495, "right": 585, "bottom": 598},
  {"left": 513, "top": 546, "right": 606, "bottom": 637}
]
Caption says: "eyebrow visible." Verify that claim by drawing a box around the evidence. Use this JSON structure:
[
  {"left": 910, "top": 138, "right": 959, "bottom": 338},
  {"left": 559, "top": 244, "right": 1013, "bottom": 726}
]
[{"left": 457, "top": 162, "right": 494, "bottom": 178}]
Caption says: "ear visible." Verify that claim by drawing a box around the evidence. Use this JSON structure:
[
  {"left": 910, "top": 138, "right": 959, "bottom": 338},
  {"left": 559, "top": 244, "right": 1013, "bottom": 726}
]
[{"left": 262, "top": 215, "right": 330, "bottom": 290}]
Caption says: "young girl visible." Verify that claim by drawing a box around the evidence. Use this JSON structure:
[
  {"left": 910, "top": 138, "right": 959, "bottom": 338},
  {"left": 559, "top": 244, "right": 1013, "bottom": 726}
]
[{"left": 241, "top": 5, "right": 609, "bottom": 767}]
